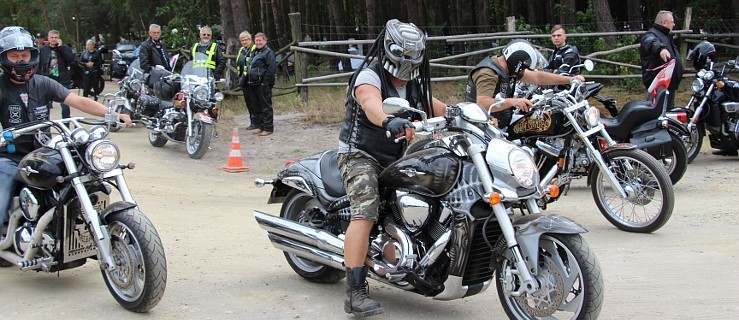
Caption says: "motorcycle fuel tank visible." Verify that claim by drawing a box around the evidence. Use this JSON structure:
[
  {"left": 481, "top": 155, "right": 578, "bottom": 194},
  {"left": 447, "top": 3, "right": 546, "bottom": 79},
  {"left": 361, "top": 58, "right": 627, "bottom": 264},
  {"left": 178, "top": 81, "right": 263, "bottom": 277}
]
[
  {"left": 507, "top": 107, "right": 569, "bottom": 140},
  {"left": 379, "top": 147, "right": 461, "bottom": 197}
]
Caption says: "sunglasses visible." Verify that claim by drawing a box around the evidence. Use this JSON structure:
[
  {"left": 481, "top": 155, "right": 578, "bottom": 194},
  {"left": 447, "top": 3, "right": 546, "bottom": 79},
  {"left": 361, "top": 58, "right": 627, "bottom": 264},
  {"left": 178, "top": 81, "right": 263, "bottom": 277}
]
[{"left": 201, "top": 34, "right": 211, "bottom": 36}]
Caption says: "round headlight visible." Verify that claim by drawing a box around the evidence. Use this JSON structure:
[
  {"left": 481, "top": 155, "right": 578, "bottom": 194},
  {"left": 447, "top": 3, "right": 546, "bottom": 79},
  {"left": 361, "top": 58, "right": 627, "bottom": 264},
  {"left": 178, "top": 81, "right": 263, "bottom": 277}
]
[
  {"left": 508, "top": 149, "right": 536, "bottom": 189},
  {"left": 691, "top": 78, "right": 704, "bottom": 93},
  {"left": 85, "top": 140, "right": 120, "bottom": 172},
  {"left": 214, "top": 91, "right": 224, "bottom": 102},
  {"left": 585, "top": 106, "right": 601, "bottom": 128},
  {"left": 704, "top": 70, "right": 715, "bottom": 80},
  {"left": 88, "top": 125, "right": 108, "bottom": 141},
  {"left": 130, "top": 79, "right": 142, "bottom": 92},
  {"left": 193, "top": 86, "right": 209, "bottom": 102}
]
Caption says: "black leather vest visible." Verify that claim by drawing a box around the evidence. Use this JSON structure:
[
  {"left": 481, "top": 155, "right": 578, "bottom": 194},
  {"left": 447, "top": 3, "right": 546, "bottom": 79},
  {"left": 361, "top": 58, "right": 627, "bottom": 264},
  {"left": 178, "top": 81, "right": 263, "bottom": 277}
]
[
  {"left": 339, "top": 64, "right": 425, "bottom": 167},
  {"left": 464, "top": 57, "right": 514, "bottom": 126}
]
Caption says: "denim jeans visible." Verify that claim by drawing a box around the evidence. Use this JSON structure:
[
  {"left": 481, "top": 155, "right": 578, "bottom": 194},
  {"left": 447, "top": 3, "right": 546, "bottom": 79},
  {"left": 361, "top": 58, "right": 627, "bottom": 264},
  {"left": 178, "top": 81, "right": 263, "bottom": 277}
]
[{"left": 0, "top": 157, "right": 21, "bottom": 224}]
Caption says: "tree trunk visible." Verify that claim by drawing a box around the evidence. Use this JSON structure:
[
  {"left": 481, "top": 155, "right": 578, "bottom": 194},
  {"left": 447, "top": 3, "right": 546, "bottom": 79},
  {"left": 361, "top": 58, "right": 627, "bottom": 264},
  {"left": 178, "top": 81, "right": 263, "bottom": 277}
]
[
  {"left": 366, "top": 0, "right": 378, "bottom": 37},
  {"left": 592, "top": 0, "right": 618, "bottom": 45},
  {"left": 475, "top": 0, "right": 490, "bottom": 33},
  {"left": 271, "top": 0, "right": 285, "bottom": 48},
  {"left": 527, "top": 0, "right": 537, "bottom": 25},
  {"left": 230, "top": 0, "right": 250, "bottom": 36},
  {"left": 329, "top": 0, "right": 346, "bottom": 70},
  {"left": 405, "top": 0, "right": 420, "bottom": 25},
  {"left": 626, "top": 0, "right": 642, "bottom": 30},
  {"left": 246, "top": 0, "right": 260, "bottom": 33}
]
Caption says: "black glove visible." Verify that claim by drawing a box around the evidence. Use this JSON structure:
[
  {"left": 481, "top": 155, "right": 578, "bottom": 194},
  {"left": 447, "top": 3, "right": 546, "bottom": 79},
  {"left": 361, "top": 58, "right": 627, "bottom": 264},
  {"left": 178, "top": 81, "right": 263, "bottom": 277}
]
[{"left": 383, "top": 117, "right": 413, "bottom": 136}]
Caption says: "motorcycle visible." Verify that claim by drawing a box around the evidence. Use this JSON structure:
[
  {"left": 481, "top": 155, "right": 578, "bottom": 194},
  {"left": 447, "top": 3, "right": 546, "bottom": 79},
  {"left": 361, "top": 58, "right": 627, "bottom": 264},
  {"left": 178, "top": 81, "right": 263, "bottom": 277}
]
[
  {"left": 253, "top": 98, "right": 604, "bottom": 319},
  {"left": 506, "top": 78, "right": 675, "bottom": 233},
  {"left": 0, "top": 101, "right": 167, "bottom": 312},
  {"left": 666, "top": 41, "right": 739, "bottom": 161},
  {"left": 110, "top": 48, "right": 138, "bottom": 80},
  {"left": 107, "top": 58, "right": 147, "bottom": 132},
  {"left": 139, "top": 52, "right": 223, "bottom": 159}
]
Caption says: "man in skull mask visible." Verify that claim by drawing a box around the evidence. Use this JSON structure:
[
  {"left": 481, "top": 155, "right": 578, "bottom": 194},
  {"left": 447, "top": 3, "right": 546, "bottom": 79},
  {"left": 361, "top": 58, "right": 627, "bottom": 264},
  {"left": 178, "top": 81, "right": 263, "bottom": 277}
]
[
  {"left": 338, "top": 19, "right": 448, "bottom": 317},
  {"left": 0, "top": 26, "right": 132, "bottom": 229},
  {"left": 465, "top": 40, "right": 584, "bottom": 128}
]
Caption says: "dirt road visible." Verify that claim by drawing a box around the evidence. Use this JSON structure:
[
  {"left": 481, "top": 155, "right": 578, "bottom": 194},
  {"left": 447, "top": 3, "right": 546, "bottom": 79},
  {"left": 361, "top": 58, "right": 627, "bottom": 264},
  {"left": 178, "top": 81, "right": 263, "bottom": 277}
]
[{"left": 1, "top": 87, "right": 737, "bottom": 319}]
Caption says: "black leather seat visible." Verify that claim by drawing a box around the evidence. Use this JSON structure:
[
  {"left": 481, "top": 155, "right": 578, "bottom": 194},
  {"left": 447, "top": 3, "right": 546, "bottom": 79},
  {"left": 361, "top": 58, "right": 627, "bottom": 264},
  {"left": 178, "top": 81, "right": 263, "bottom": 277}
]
[
  {"left": 319, "top": 150, "right": 346, "bottom": 198},
  {"left": 602, "top": 90, "right": 668, "bottom": 140}
]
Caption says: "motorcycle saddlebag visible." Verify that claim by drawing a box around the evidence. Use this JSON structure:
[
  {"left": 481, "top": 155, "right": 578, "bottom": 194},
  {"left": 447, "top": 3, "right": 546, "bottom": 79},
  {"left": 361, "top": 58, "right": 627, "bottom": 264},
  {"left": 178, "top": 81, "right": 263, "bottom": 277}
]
[
  {"left": 629, "top": 121, "right": 673, "bottom": 158},
  {"left": 111, "top": 63, "right": 127, "bottom": 79},
  {"left": 139, "top": 95, "right": 162, "bottom": 117}
]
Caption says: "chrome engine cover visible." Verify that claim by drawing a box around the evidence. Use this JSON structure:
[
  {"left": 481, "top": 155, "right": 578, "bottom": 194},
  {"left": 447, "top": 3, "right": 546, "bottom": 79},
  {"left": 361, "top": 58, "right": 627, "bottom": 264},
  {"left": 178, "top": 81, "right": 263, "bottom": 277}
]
[{"left": 395, "top": 191, "right": 431, "bottom": 233}]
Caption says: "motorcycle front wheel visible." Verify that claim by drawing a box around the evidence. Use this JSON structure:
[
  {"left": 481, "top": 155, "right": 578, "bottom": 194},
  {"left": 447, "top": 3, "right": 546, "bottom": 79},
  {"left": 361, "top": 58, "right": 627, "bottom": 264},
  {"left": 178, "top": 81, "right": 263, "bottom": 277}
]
[
  {"left": 591, "top": 148, "right": 674, "bottom": 233},
  {"left": 101, "top": 208, "right": 167, "bottom": 312},
  {"left": 280, "top": 189, "right": 345, "bottom": 283},
  {"left": 685, "top": 123, "right": 704, "bottom": 163},
  {"left": 186, "top": 120, "right": 214, "bottom": 159},
  {"left": 496, "top": 233, "right": 603, "bottom": 320}
]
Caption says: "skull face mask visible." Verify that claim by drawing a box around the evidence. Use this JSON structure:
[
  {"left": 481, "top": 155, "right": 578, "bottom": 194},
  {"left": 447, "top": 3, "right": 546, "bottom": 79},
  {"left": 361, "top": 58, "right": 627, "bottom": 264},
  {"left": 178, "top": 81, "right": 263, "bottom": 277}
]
[{"left": 382, "top": 19, "right": 425, "bottom": 81}]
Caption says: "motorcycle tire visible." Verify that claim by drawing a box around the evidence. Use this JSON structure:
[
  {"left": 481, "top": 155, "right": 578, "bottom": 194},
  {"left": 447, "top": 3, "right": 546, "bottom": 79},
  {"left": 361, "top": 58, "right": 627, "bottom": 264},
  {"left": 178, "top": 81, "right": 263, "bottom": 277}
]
[
  {"left": 685, "top": 123, "right": 704, "bottom": 163},
  {"left": 148, "top": 131, "right": 168, "bottom": 147},
  {"left": 661, "top": 133, "right": 688, "bottom": 184},
  {"left": 93, "top": 75, "right": 106, "bottom": 97},
  {"left": 186, "top": 121, "right": 214, "bottom": 159},
  {"left": 279, "top": 189, "right": 345, "bottom": 283},
  {"left": 496, "top": 233, "right": 603, "bottom": 319},
  {"left": 591, "top": 148, "right": 674, "bottom": 233},
  {"left": 101, "top": 208, "right": 167, "bottom": 312}
]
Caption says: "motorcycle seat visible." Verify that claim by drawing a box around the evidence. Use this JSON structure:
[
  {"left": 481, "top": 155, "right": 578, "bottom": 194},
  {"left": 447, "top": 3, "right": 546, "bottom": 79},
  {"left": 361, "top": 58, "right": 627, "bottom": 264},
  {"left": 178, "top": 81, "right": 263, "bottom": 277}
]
[
  {"left": 601, "top": 91, "right": 668, "bottom": 140},
  {"left": 319, "top": 150, "right": 346, "bottom": 198}
]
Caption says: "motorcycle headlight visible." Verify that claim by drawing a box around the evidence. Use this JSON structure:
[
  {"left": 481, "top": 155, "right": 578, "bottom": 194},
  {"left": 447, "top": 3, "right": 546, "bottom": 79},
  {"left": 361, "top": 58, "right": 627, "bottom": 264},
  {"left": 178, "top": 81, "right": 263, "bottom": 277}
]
[
  {"left": 214, "top": 91, "right": 224, "bottom": 102},
  {"left": 85, "top": 140, "right": 120, "bottom": 173},
  {"left": 585, "top": 106, "right": 600, "bottom": 128},
  {"left": 193, "top": 86, "right": 209, "bottom": 102},
  {"left": 130, "top": 79, "right": 142, "bottom": 92},
  {"left": 508, "top": 149, "right": 536, "bottom": 189},
  {"left": 691, "top": 78, "right": 704, "bottom": 93},
  {"left": 88, "top": 125, "right": 108, "bottom": 141}
]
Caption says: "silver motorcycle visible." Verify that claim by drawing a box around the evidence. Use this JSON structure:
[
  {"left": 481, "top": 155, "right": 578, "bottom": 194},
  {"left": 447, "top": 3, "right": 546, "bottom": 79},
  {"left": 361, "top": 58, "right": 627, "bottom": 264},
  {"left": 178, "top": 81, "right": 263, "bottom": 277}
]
[
  {"left": 253, "top": 98, "right": 604, "bottom": 319},
  {"left": 0, "top": 101, "right": 167, "bottom": 312}
]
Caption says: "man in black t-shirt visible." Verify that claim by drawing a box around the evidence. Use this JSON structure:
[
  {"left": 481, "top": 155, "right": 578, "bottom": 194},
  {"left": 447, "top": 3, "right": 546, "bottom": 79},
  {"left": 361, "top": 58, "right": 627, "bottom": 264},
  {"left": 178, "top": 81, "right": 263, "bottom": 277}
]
[{"left": 0, "top": 26, "right": 132, "bottom": 225}]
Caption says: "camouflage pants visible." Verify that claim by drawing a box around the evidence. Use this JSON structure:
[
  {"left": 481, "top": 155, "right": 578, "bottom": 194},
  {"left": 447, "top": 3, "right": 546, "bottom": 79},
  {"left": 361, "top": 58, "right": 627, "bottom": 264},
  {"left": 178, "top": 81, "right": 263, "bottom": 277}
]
[{"left": 338, "top": 152, "right": 384, "bottom": 222}]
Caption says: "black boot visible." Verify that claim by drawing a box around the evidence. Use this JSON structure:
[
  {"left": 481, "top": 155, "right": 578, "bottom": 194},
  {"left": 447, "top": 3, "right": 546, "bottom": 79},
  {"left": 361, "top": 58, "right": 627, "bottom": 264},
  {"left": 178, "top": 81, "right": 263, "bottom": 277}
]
[
  {"left": 344, "top": 267, "right": 383, "bottom": 317},
  {"left": 712, "top": 149, "right": 738, "bottom": 156}
]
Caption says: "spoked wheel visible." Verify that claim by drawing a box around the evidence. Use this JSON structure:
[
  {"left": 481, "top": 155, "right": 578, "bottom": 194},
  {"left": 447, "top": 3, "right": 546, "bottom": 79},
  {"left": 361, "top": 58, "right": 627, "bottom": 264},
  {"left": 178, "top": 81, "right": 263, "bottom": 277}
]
[
  {"left": 186, "top": 120, "right": 214, "bottom": 159},
  {"left": 147, "top": 130, "right": 167, "bottom": 147},
  {"left": 659, "top": 133, "right": 688, "bottom": 184},
  {"left": 685, "top": 123, "right": 704, "bottom": 163},
  {"left": 101, "top": 208, "right": 167, "bottom": 312},
  {"left": 591, "top": 148, "right": 674, "bottom": 233},
  {"left": 496, "top": 234, "right": 604, "bottom": 320},
  {"left": 279, "top": 189, "right": 344, "bottom": 283}
]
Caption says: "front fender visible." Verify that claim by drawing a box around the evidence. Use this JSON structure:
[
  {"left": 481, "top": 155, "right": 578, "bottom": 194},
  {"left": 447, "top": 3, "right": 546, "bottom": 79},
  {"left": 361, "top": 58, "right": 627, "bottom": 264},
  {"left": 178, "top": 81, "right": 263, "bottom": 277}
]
[
  {"left": 100, "top": 201, "right": 137, "bottom": 220},
  {"left": 193, "top": 111, "right": 214, "bottom": 124},
  {"left": 513, "top": 213, "right": 587, "bottom": 275}
]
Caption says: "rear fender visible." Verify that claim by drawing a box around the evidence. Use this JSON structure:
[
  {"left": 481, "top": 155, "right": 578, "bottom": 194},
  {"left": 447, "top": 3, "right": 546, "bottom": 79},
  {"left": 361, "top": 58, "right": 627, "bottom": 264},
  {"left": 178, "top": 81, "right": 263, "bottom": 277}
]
[{"left": 513, "top": 213, "right": 587, "bottom": 275}]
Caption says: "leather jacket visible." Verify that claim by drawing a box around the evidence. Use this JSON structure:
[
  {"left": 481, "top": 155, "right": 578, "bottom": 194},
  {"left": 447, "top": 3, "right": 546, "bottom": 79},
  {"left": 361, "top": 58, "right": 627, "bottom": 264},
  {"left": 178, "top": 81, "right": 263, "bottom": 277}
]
[
  {"left": 639, "top": 24, "right": 683, "bottom": 92},
  {"left": 138, "top": 38, "right": 171, "bottom": 72}
]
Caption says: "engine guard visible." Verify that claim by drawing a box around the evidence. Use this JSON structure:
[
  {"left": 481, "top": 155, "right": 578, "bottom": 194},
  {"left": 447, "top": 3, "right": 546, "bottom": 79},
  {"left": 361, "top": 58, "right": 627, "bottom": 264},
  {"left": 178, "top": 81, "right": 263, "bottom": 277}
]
[{"left": 513, "top": 213, "right": 587, "bottom": 276}]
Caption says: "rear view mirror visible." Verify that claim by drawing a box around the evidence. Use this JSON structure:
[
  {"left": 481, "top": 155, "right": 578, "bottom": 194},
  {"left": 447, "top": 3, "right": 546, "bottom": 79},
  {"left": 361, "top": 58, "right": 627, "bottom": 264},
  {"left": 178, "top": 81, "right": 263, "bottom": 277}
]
[
  {"left": 381, "top": 97, "right": 411, "bottom": 115},
  {"left": 583, "top": 60, "right": 595, "bottom": 72}
]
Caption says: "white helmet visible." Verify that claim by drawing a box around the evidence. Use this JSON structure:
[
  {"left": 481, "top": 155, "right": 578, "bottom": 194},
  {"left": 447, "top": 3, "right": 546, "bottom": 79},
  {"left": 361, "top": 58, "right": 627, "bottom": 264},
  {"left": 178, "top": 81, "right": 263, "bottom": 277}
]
[
  {"left": 502, "top": 40, "right": 544, "bottom": 76},
  {"left": 382, "top": 19, "right": 426, "bottom": 81}
]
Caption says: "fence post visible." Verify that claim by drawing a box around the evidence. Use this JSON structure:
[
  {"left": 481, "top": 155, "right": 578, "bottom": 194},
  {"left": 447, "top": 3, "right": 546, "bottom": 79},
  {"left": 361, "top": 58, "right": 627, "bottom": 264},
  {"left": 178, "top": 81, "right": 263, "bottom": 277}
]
[
  {"left": 680, "top": 7, "right": 692, "bottom": 67},
  {"left": 506, "top": 16, "right": 516, "bottom": 33},
  {"left": 289, "top": 12, "right": 308, "bottom": 103}
]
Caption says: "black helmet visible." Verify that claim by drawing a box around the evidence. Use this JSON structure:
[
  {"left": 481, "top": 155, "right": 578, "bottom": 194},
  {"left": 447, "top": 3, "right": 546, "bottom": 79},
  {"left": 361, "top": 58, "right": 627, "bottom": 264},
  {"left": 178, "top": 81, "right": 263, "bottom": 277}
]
[
  {"left": 687, "top": 41, "right": 717, "bottom": 71},
  {"left": 0, "top": 26, "right": 39, "bottom": 82},
  {"left": 501, "top": 40, "right": 544, "bottom": 77},
  {"left": 17, "top": 147, "right": 66, "bottom": 190}
]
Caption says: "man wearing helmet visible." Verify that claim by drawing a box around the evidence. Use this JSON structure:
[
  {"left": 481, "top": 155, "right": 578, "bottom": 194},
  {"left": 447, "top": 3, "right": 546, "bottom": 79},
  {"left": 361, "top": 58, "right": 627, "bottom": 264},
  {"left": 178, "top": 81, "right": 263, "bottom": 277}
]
[
  {"left": 465, "top": 39, "right": 584, "bottom": 128},
  {"left": 338, "top": 19, "right": 447, "bottom": 317},
  {"left": 0, "top": 26, "right": 132, "bottom": 228}
]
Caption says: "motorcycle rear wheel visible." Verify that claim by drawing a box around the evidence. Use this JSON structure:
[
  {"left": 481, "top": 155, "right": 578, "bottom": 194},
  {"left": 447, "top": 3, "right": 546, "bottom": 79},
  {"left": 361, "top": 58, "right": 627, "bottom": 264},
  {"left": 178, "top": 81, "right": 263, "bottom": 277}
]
[
  {"left": 591, "top": 148, "right": 674, "bottom": 233},
  {"left": 280, "top": 189, "right": 345, "bottom": 283},
  {"left": 186, "top": 121, "right": 214, "bottom": 159},
  {"left": 661, "top": 133, "right": 688, "bottom": 184},
  {"left": 101, "top": 208, "right": 167, "bottom": 312},
  {"left": 148, "top": 131, "right": 167, "bottom": 147},
  {"left": 496, "top": 233, "right": 603, "bottom": 320}
]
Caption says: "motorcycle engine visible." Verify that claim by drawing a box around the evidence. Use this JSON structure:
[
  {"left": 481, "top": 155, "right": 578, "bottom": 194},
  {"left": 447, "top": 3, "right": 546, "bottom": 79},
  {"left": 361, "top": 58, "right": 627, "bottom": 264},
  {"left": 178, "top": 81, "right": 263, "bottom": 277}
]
[
  {"left": 14, "top": 223, "right": 55, "bottom": 256},
  {"left": 393, "top": 191, "right": 432, "bottom": 233}
]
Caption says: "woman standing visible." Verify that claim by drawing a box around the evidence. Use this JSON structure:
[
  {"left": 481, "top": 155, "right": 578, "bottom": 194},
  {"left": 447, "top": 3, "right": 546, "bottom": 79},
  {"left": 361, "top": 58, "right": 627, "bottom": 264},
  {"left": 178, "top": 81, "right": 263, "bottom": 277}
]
[
  {"left": 79, "top": 39, "right": 103, "bottom": 100},
  {"left": 246, "top": 33, "right": 276, "bottom": 136}
]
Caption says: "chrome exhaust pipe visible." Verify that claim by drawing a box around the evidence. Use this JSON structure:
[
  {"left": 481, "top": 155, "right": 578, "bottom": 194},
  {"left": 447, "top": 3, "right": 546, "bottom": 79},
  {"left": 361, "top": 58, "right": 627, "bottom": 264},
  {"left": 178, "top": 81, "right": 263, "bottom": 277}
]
[
  {"left": 268, "top": 234, "right": 344, "bottom": 270},
  {"left": 253, "top": 210, "right": 345, "bottom": 255}
]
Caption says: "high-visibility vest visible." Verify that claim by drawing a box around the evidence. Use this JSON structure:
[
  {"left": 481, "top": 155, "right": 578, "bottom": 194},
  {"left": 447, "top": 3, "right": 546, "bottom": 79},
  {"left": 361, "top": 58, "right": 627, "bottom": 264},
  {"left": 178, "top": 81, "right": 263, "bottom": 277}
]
[
  {"left": 236, "top": 44, "right": 256, "bottom": 76},
  {"left": 191, "top": 42, "right": 218, "bottom": 69}
]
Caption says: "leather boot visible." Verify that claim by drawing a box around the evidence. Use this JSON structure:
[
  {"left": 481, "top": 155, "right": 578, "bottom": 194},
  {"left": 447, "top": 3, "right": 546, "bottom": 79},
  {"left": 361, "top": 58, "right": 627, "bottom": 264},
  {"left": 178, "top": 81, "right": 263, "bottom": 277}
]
[{"left": 344, "top": 266, "right": 383, "bottom": 317}]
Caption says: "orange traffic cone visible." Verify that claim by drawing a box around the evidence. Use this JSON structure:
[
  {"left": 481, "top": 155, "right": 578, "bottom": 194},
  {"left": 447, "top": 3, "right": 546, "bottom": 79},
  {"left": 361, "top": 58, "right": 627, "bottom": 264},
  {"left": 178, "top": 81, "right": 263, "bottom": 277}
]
[{"left": 220, "top": 128, "right": 251, "bottom": 173}]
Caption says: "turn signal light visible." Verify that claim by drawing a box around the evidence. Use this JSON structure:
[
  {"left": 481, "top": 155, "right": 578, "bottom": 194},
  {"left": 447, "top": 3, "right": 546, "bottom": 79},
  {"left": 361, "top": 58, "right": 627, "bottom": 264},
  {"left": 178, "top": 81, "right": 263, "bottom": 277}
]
[
  {"left": 548, "top": 185, "right": 560, "bottom": 198},
  {"left": 716, "top": 81, "right": 725, "bottom": 89},
  {"left": 488, "top": 192, "right": 501, "bottom": 205}
]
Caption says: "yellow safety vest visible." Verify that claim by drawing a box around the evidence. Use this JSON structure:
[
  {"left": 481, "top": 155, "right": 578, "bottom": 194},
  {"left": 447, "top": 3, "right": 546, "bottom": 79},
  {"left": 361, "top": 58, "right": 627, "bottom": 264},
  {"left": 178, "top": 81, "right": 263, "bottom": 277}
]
[
  {"left": 236, "top": 44, "right": 256, "bottom": 76},
  {"left": 191, "top": 42, "right": 218, "bottom": 69}
]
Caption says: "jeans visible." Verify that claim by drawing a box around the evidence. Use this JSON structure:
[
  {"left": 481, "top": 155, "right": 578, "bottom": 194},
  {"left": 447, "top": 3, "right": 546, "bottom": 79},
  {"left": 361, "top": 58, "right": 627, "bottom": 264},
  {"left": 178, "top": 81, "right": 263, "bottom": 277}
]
[
  {"left": 0, "top": 157, "right": 21, "bottom": 224},
  {"left": 58, "top": 82, "right": 72, "bottom": 119}
]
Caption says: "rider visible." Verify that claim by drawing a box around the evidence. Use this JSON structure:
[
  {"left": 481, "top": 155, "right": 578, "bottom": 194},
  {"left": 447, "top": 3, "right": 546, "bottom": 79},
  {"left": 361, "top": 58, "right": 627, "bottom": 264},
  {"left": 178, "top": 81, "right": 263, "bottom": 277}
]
[
  {"left": 138, "top": 24, "right": 171, "bottom": 73},
  {"left": 546, "top": 25, "right": 581, "bottom": 75},
  {"left": 191, "top": 26, "right": 225, "bottom": 80},
  {"left": 465, "top": 39, "right": 584, "bottom": 128},
  {"left": 338, "top": 19, "right": 447, "bottom": 317},
  {"left": 0, "top": 26, "right": 132, "bottom": 226}
]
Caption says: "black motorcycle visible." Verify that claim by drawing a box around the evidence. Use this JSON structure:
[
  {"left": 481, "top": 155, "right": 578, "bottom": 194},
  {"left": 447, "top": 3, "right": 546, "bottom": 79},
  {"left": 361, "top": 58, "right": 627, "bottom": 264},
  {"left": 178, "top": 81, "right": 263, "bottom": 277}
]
[
  {"left": 253, "top": 98, "right": 604, "bottom": 319},
  {"left": 110, "top": 47, "right": 138, "bottom": 80},
  {"left": 667, "top": 41, "right": 739, "bottom": 160}
]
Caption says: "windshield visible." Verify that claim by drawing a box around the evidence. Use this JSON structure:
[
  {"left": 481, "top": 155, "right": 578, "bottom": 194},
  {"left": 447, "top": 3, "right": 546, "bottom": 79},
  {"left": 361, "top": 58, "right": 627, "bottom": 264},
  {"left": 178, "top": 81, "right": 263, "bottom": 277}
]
[
  {"left": 181, "top": 52, "right": 212, "bottom": 79},
  {"left": 116, "top": 43, "right": 137, "bottom": 52},
  {"left": 127, "top": 58, "right": 145, "bottom": 80}
]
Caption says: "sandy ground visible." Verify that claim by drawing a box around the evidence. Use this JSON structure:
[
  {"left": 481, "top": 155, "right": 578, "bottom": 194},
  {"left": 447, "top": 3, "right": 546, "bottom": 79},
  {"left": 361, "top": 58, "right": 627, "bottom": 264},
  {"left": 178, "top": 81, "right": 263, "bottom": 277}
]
[{"left": 0, "top": 82, "right": 737, "bottom": 319}]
